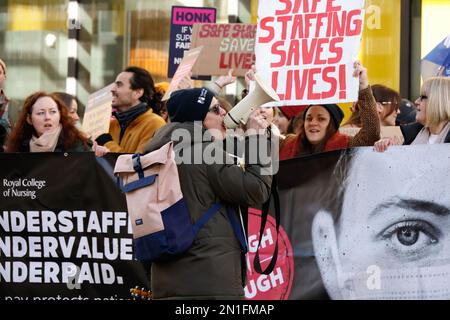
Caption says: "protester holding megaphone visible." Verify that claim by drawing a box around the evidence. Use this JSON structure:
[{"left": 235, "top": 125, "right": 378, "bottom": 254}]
[
  {"left": 143, "top": 87, "right": 272, "bottom": 299},
  {"left": 280, "top": 61, "right": 380, "bottom": 160}
]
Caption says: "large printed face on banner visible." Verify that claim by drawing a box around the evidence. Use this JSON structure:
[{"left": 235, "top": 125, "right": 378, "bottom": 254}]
[{"left": 312, "top": 145, "right": 450, "bottom": 299}]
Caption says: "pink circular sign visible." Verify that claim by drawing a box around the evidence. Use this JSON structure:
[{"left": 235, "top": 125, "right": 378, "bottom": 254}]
[{"left": 244, "top": 208, "right": 294, "bottom": 300}]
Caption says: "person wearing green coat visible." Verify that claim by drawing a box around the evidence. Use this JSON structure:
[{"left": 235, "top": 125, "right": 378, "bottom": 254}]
[{"left": 144, "top": 87, "right": 273, "bottom": 299}]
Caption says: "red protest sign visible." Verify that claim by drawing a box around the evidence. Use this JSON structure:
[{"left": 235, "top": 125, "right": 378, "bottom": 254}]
[{"left": 255, "top": 0, "right": 365, "bottom": 106}]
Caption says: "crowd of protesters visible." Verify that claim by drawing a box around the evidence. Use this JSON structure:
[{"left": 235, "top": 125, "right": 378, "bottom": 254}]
[
  {"left": 1, "top": 55, "right": 449, "bottom": 157},
  {"left": 1, "top": 54, "right": 450, "bottom": 300}
]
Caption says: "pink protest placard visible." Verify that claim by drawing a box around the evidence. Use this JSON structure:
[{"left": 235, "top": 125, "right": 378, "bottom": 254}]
[
  {"left": 255, "top": 0, "right": 365, "bottom": 106},
  {"left": 163, "top": 46, "right": 204, "bottom": 101}
]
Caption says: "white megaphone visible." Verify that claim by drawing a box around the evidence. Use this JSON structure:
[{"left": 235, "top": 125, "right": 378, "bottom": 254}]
[{"left": 224, "top": 74, "right": 280, "bottom": 129}]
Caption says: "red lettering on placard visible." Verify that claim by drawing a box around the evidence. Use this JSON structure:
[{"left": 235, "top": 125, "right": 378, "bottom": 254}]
[
  {"left": 272, "top": 71, "right": 283, "bottom": 100},
  {"left": 219, "top": 53, "right": 254, "bottom": 70},
  {"left": 273, "top": 66, "right": 348, "bottom": 101},
  {"left": 271, "top": 41, "right": 286, "bottom": 68},
  {"left": 275, "top": 0, "right": 292, "bottom": 15},
  {"left": 307, "top": 68, "right": 322, "bottom": 100},
  {"left": 328, "top": 37, "right": 343, "bottom": 64},
  {"left": 313, "top": 38, "right": 328, "bottom": 64},
  {"left": 293, "top": 69, "right": 309, "bottom": 100},
  {"left": 278, "top": 15, "right": 292, "bottom": 41},
  {"left": 291, "top": 14, "right": 304, "bottom": 39},
  {"left": 286, "top": 40, "right": 300, "bottom": 66},
  {"left": 258, "top": 17, "right": 275, "bottom": 43},
  {"left": 339, "top": 64, "right": 346, "bottom": 99},
  {"left": 346, "top": 10, "right": 363, "bottom": 36},
  {"left": 311, "top": 0, "right": 322, "bottom": 13},
  {"left": 322, "top": 66, "right": 338, "bottom": 99},
  {"left": 301, "top": 38, "right": 317, "bottom": 64},
  {"left": 326, "top": 0, "right": 342, "bottom": 12}
]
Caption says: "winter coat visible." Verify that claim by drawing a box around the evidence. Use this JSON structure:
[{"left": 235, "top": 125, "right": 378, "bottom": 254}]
[
  {"left": 105, "top": 109, "right": 165, "bottom": 153},
  {"left": 143, "top": 122, "right": 272, "bottom": 299},
  {"left": 19, "top": 136, "right": 90, "bottom": 152},
  {"left": 401, "top": 122, "right": 450, "bottom": 145}
]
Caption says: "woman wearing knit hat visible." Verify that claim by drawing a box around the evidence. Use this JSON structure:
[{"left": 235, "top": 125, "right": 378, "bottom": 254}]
[
  {"left": 280, "top": 61, "right": 380, "bottom": 160},
  {"left": 143, "top": 87, "right": 273, "bottom": 300}
]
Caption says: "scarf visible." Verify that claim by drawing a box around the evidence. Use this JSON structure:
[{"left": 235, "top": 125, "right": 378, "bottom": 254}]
[
  {"left": 113, "top": 102, "right": 149, "bottom": 141},
  {"left": 411, "top": 121, "right": 450, "bottom": 145},
  {"left": 280, "top": 131, "right": 350, "bottom": 160},
  {"left": 29, "top": 124, "right": 62, "bottom": 152}
]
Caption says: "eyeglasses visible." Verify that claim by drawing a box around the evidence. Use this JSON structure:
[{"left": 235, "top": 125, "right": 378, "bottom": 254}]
[
  {"left": 208, "top": 104, "right": 223, "bottom": 115},
  {"left": 419, "top": 95, "right": 428, "bottom": 101}
]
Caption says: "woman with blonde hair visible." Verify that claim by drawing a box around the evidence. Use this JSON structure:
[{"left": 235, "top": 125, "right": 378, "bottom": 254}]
[
  {"left": 375, "top": 77, "right": 450, "bottom": 151},
  {"left": 5, "top": 91, "right": 90, "bottom": 152}
]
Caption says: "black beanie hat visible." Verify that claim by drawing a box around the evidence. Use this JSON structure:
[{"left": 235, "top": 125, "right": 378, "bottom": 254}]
[
  {"left": 303, "top": 104, "right": 344, "bottom": 129},
  {"left": 167, "top": 87, "right": 215, "bottom": 123}
]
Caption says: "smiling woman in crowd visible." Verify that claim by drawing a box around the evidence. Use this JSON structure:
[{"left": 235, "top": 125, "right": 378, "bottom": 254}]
[{"left": 5, "top": 91, "right": 90, "bottom": 152}]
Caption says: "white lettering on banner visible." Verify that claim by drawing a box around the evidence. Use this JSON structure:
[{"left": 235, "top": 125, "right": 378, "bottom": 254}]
[
  {"left": 248, "top": 228, "right": 274, "bottom": 253},
  {"left": 0, "top": 210, "right": 133, "bottom": 288},
  {"left": 0, "top": 236, "right": 133, "bottom": 260},
  {"left": 0, "top": 261, "right": 123, "bottom": 285},
  {"left": 2, "top": 178, "right": 47, "bottom": 200},
  {"left": 0, "top": 210, "right": 129, "bottom": 234},
  {"left": 244, "top": 267, "right": 285, "bottom": 299}
]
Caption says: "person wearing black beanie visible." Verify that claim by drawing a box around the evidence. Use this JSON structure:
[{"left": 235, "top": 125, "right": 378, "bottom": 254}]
[
  {"left": 167, "top": 87, "right": 215, "bottom": 123},
  {"left": 142, "top": 87, "right": 273, "bottom": 300},
  {"left": 302, "top": 104, "right": 344, "bottom": 131},
  {"left": 280, "top": 61, "right": 381, "bottom": 159}
]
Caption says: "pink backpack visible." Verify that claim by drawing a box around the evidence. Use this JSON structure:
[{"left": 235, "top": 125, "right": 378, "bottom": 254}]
[{"left": 114, "top": 142, "right": 246, "bottom": 262}]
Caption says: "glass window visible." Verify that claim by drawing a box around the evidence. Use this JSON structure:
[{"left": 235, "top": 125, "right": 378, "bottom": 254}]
[{"left": 0, "top": 0, "right": 68, "bottom": 124}]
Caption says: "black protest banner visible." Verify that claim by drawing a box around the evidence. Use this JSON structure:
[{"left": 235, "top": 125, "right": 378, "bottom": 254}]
[
  {"left": 0, "top": 153, "right": 148, "bottom": 301},
  {"left": 273, "top": 144, "right": 450, "bottom": 300},
  {"left": 2, "top": 144, "right": 450, "bottom": 301}
]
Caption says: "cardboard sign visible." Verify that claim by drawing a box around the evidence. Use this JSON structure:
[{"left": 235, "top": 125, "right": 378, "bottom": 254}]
[
  {"left": 339, "top": 126, "right": 405, "bottom": 144},
  {"left": 162, "top": 46, "right": 204, "bottom": 101},
  {"left": 255, "top": 0, "right": 365, "bottom": 106},
  {"left": 82, "top": 84, "right": 114, "bottom": 140},
  {"left": 190, "top": 23, "right": 257, "bottom": 77},
  {"left": 167, "top": 6, "right": 216, "bottom": 79}
]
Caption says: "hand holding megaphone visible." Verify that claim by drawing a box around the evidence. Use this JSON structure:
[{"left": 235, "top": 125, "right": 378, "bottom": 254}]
[
  {"left": 224, "top": 74, "right": 280, "bottom": 129},
  {"left": 246, "top": 109, "right": 271, "bottom": 134}
]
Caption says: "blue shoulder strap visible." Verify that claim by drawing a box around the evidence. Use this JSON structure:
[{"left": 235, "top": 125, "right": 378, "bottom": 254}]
[
  {"left": 117, "top": 153, "right": 159, "bottom": 193},
  {"left": 226, "top": 207, "right": 248, "bottom": 254},
  {"left": 192, "top": 203, "right": 248, "bottom": 253}
]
